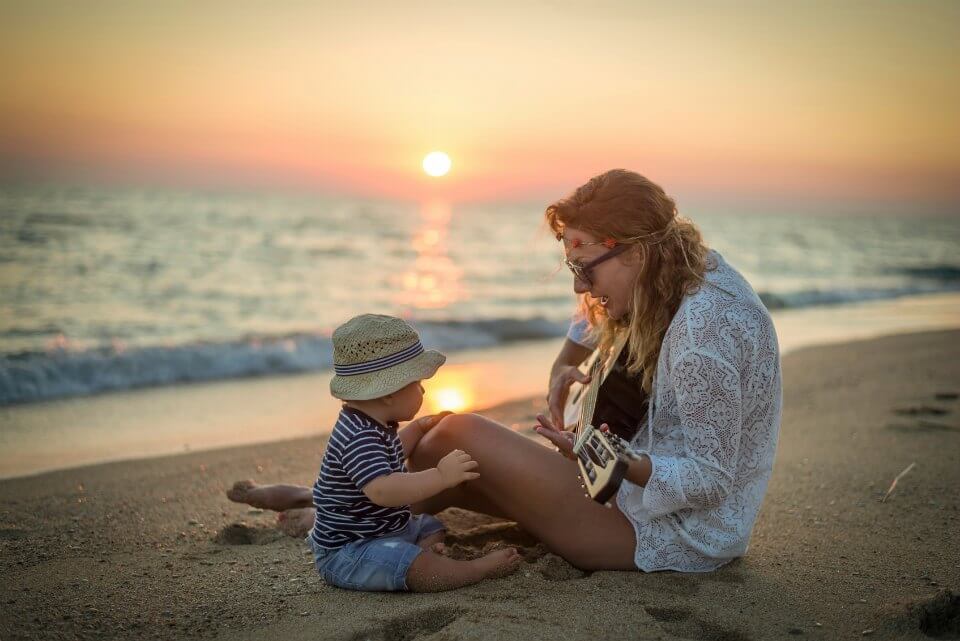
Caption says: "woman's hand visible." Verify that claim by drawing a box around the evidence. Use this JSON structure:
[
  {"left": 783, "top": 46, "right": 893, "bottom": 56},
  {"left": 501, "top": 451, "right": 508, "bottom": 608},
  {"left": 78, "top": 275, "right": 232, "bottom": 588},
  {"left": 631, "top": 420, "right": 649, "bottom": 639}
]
[
  {"left": 547, "top": 365, "right": 591, "bottom": 430},
  {"left": 535, "top": 415, "right": 612, "bottom": 462},
  {"left": 534, "top": 413, "right": 576, "bottom": 460},
  {"left": 410, "top": 411, "right": 454, "bottom": 434}
]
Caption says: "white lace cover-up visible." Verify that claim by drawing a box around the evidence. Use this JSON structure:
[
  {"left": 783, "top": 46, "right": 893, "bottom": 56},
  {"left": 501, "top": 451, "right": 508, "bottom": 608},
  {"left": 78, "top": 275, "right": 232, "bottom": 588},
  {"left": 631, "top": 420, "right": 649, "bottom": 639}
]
[{"left": 567, "top": 251, "right": 782, "bottom": 572}]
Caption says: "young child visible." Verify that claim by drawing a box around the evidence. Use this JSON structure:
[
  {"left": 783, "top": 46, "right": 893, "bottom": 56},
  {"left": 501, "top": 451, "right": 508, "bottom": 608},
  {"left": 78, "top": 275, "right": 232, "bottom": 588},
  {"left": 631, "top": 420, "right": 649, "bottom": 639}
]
[{"left": 306, "top": 313, "right": 521, "bottom": 592}]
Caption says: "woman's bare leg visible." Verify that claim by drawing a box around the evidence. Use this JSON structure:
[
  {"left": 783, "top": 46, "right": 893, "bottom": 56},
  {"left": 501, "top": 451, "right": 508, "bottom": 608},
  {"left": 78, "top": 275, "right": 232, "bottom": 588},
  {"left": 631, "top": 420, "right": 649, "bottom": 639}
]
[{"left": 410, "top": 414, "right": 637, "bottom": 571}]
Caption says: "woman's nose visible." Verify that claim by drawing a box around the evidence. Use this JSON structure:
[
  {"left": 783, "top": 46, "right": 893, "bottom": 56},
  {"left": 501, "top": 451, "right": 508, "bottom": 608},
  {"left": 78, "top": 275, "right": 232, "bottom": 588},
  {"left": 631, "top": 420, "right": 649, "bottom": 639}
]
[{"left": 573, "top": 278, "right": 590, "bottom": 295}]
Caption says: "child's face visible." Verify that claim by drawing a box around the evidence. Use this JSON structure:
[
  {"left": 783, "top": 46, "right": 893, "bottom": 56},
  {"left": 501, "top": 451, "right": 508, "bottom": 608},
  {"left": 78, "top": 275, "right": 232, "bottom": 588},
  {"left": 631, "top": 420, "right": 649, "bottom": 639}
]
[{"left": 389, "top": 380, "right": 425, "bottom": 422}]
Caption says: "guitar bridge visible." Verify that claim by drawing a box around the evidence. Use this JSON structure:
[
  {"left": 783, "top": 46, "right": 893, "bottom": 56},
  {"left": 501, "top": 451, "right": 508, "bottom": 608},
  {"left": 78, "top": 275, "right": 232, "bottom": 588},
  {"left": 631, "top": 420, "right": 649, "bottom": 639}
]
[{"left": 573, "top": 426, "right": 631, "bottom": 505}]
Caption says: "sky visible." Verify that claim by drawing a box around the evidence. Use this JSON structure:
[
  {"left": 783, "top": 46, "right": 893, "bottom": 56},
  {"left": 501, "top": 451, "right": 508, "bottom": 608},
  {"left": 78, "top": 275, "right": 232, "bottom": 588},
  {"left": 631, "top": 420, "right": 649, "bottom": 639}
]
[{"left": 1, "top": 1, "right": 959, "bottom": 207}]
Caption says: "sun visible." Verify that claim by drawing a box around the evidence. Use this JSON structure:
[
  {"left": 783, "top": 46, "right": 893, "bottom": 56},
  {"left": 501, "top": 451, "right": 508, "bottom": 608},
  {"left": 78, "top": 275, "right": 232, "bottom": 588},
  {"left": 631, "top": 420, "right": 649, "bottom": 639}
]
[{"left": 422, "top": 151, "right": 452, "bottom": 177}]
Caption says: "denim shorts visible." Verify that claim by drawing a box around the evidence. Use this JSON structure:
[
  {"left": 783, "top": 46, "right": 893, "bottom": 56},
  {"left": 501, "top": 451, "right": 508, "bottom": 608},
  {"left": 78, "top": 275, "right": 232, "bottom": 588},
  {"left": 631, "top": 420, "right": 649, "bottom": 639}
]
[{"left": 306, "top": 514, "right": 445, "bottom": 591}]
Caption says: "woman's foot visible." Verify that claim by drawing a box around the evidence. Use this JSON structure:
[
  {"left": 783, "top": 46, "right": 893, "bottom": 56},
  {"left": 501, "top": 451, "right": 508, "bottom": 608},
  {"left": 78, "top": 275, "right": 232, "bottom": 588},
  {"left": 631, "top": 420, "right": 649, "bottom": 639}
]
[
  {"left": 278, "top": 508, "right": 315, "bottom": 537},
  {"left": 226, "top": 480, "right": 313, "bottom": 512}
]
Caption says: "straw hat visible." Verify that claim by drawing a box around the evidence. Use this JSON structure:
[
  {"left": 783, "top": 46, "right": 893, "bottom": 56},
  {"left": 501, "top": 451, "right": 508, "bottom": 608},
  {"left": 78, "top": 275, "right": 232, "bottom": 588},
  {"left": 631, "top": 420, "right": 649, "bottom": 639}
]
[{"left": 329, "top": 314, "right": 446, "bottom": 401}]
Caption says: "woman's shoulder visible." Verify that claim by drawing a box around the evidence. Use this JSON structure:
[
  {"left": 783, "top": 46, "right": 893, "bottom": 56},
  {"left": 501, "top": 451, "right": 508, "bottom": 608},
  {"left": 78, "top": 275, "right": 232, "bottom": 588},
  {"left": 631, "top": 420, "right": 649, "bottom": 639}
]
[
  {"left": 682, "top": 251, "right": 766, "bottom": 312},
  {"left": 669, "top": 252, "right": 774, "bottom": 353}
]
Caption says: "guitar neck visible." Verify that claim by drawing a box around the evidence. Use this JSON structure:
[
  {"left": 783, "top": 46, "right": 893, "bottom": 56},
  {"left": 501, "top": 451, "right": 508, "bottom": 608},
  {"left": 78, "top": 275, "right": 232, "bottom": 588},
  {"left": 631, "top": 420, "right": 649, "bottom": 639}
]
[
  {"left": 575, "top": 334, "right": 627, "bottom": 437},
  {"left": 572, "top": 365, "right": 595, "bottom": 449}
]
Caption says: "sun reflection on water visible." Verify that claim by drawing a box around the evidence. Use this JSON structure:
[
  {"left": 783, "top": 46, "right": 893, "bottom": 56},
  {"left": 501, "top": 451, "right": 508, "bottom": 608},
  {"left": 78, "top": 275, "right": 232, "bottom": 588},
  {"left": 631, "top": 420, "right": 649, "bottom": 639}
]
[{"left": 395, "top": 200, "right": 463, "bottom": 311}]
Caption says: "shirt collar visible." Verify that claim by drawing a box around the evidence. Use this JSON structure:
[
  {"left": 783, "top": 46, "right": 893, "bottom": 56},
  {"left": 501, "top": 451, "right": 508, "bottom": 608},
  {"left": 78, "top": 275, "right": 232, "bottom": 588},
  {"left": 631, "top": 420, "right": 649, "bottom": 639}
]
[{"left": 340, "top": 404, "right": 399, "bottom": 432}]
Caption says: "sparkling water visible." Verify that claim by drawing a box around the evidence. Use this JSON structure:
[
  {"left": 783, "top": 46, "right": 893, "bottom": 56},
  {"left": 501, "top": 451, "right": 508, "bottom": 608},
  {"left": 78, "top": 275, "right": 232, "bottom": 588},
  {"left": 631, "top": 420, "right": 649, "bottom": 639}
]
[{"left": 2, "top": 186, "right": 958, "bottom": 405}]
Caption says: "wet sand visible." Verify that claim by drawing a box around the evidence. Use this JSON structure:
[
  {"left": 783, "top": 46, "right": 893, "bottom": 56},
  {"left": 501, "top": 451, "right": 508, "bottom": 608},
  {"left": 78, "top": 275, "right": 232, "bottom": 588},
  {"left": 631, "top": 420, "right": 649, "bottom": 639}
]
[{"left": 1, "top": 330, "right": 958, "bottom": 640}]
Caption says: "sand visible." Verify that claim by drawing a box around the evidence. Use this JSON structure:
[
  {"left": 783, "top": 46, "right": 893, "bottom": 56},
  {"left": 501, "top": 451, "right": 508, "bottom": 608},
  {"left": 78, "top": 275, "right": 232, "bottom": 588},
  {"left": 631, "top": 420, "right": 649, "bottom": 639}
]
[{"left": 1, "top": 330, "right": 958, "bottom": 640}]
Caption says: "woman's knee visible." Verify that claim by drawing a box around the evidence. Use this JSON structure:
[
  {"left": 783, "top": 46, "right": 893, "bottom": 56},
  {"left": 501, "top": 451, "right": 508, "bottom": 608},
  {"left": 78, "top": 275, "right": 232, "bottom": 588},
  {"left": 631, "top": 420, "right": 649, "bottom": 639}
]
[
  {"left": 412, "top": 413, "right": 481, "bottom": 467},
  {"left": 412, "top": 413, "right": 508, "bottom": 469},
  {"left": 423, "top": 413, "right": 486, "bottom": 448}
]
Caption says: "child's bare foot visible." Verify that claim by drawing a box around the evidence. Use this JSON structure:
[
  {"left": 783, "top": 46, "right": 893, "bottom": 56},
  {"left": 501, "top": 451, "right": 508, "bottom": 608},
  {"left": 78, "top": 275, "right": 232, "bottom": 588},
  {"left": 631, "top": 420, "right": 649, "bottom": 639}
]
[
  {"left": 405, "top": 545, "right": 521, "bottom": 591},
  {"left": 418, "top": 530, "right": 446, "bottom": 555},
  {"left": 277, "top": 508, "right": 315, "bottom": 537},
  {"left": 227, "top": 479, "right": 259, "bottom": 505},
  {"left": 474, "top": 547, "right": 522, "bottom": 579}
]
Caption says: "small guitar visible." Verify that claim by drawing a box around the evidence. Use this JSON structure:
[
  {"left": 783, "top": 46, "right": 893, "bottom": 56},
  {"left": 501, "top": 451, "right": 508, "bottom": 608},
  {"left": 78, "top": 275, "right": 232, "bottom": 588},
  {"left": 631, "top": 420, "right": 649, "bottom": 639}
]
[{"left": 565, "top": 337, "right": 644, "bottom": 505}]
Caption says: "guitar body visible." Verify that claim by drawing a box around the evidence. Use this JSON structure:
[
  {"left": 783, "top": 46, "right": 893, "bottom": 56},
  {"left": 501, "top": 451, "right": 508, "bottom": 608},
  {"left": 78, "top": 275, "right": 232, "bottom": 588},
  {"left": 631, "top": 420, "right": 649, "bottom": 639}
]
[
  {"left": 574, "top": 427, "right": 632, "bottom": 504},
  {"left": 565, "top": 337, "right": 646, "bottom": 504}
]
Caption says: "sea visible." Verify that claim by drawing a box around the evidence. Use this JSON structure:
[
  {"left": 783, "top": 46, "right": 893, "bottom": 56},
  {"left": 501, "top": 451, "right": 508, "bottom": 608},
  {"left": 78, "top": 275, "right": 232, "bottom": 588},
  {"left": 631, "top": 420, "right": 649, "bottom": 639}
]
[{"left": 2, "top": 185, "right": 959, "bottom": 407}]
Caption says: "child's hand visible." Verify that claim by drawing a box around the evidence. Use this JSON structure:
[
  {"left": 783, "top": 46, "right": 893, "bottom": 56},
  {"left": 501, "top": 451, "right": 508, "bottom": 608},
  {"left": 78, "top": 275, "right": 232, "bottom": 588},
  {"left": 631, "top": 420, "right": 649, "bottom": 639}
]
[
  {"left": 436, "top": 449, "right": 479, "bottom": 488},
  {"left": 412, "top": 411, "right": 454, "bottom": 433}
]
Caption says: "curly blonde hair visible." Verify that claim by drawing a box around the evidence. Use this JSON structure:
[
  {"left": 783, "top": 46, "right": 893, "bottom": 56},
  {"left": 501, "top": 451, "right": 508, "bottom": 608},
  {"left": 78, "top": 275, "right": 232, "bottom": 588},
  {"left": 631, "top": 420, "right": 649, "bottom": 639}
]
[{"left": 545, "top": 169, "right": 711, "bottom": 392}]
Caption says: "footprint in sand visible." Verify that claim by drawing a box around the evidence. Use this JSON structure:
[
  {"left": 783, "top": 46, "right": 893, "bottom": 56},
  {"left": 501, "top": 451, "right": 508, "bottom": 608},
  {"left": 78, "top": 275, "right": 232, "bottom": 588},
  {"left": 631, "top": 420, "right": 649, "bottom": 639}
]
[
  {"left": 934, "top": 392, "right": 959, "bottom": 402},
  {"left": 888, "top": 402, "right": 958, "bottom": 434},
  {"left": 893, "top": 406, "right": 949, "bottom": 417},
  {"left": 351, "top": 606, "right": 462, "bottom": 641},
  {"left": 537, "top": 554, "right": 590, "bottom": 581},
  {"left": 879, "top": 589, "right": 960, "bottom": 639},
  {"left": 646, "top": 606, "right": 752, "bottom": 641},
  {"left": 886, "top": 422, "right": 960, "bottom": 434},
  {"left": 214, "top": 523, "right": 284, "bottom": 546},
  {"left": 917, "top": 590, "right": 960, "bottom": 639},
  {"left": 0, "top": 527, "right": 27, "bottom": 541}
]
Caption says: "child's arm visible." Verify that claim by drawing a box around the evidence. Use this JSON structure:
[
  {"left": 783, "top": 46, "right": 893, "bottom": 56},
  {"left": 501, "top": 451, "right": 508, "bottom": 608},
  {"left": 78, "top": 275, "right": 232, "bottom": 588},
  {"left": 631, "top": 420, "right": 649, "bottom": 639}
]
[
  {"left": 363, "top": 449, "right": 478, "bottom": 507},
  {"left": 398, "top": 411, "right": 453, "bottom": 459}
]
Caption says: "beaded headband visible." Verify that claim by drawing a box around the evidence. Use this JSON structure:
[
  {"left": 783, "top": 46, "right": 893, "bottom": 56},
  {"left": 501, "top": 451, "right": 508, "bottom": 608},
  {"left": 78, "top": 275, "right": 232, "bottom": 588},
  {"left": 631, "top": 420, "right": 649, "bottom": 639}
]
[{"left": 556, "top": 218, "right": 682, "bottom": 249}]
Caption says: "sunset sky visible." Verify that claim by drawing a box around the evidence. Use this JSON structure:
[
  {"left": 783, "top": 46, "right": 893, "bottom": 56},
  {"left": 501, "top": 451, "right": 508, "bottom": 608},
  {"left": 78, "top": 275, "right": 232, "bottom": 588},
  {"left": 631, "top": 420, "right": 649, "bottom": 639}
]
[{"left": 1, "top": 1, "right": 958, "bottom": 206}]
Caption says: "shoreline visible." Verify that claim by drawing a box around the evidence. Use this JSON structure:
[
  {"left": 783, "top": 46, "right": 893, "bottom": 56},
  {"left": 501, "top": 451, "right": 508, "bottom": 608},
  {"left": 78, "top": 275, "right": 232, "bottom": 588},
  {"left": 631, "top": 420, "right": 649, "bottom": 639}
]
[
  {"left": 3, "top": 291, "right": 960, "bottom": 481},
  {"left": 1, "top": 329, "right": 959, "bottom": 640}
]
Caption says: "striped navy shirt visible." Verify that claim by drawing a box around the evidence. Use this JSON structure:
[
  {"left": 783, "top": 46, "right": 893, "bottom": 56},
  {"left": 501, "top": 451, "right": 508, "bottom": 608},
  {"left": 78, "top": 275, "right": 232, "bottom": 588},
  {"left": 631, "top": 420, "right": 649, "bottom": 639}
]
[{"left": 310, "top": 406, "right": 410, "bottom": 549}]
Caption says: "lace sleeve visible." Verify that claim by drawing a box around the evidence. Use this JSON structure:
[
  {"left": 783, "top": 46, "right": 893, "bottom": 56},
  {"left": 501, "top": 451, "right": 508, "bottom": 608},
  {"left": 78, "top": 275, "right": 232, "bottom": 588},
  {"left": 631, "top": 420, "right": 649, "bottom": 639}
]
[{"left": 638, "top": 348, "right": 743, "bottom": 518}]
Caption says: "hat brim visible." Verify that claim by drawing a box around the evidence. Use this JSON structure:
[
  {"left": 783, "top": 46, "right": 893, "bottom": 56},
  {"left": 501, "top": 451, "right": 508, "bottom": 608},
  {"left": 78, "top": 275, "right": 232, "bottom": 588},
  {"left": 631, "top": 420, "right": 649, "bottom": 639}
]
[{"left": 329, "top": 349, "right": 446, "bottom": 401}]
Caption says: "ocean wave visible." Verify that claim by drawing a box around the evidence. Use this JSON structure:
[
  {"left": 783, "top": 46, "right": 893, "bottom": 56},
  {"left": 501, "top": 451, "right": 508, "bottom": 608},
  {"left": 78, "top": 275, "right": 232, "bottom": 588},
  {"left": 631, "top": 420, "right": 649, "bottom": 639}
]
[
  {"left": 0, "top": 317, "right": 569, "bottom": 406},
  {"left": 4, "top": 281, "right": 959, "bottom": 406},
  {"left": 891, "top": 264, "right": 960, "bottom": 282},
  {"left": 756, "top": 282, "right": 959, "bottom": 310}
]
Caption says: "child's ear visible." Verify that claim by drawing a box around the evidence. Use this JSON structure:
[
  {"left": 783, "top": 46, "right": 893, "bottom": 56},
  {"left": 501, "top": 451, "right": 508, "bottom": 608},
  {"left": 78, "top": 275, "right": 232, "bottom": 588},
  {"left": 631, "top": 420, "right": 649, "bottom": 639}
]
[{"left": 380, "top": 392, "right": 395, "bottom": 406}]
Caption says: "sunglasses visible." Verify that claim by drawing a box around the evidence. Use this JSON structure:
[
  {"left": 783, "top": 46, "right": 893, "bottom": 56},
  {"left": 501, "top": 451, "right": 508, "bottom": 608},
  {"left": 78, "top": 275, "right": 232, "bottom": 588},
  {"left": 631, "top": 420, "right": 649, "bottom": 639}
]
[{"left": 563, "top": 243, "right": 630, "bottom": 289}]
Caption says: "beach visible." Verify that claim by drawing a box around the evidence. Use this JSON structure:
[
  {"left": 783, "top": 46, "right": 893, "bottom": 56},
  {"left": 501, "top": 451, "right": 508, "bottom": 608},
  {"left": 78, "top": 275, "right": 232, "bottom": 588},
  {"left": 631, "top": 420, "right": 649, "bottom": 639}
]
[
  {"left": 4, "top": 4, "right": 960, "bottom": 639},
  {"left": 2, "top": 329, "right": 958, "bottom": 641}
]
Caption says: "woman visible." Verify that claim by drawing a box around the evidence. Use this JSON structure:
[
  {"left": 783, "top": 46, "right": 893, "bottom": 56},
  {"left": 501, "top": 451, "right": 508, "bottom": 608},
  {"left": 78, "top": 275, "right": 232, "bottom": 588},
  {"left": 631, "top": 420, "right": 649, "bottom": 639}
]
[{"left": 230, "top": 169, "right": 782, "bottom": 572}]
